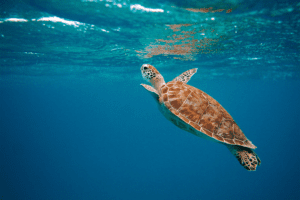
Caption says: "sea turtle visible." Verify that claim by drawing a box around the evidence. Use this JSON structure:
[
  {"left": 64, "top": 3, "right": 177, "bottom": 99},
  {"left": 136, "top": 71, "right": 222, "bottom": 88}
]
[{"left": 140, "top": 64, "right": 261, "bottom": 171}]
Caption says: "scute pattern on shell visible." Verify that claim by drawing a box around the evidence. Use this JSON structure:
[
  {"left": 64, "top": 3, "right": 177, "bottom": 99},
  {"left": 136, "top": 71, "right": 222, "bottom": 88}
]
[{"left": 159, "top": 81, "right": 257, "bottom": 149}]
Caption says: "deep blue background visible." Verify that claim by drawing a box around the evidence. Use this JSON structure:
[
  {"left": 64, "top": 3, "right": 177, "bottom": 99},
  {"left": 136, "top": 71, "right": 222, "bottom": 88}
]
[{"left": 1, "top": 77, "right": 300, "bottom": 199}]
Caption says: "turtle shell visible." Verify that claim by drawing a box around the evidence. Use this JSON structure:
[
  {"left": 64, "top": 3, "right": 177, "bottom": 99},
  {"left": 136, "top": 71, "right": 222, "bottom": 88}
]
[{"left": 159, "top": 81, "right": 256, "bottom": 149}]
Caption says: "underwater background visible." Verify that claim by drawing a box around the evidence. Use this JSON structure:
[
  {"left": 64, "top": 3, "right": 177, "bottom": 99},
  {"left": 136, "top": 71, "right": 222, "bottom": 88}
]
[{"left": 1, "top": 0, "right": 300, "bottom": 199}]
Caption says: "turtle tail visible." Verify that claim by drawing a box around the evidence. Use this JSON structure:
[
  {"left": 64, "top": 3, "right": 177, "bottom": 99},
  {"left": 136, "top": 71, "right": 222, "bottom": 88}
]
[{"left": 226, "top": 144, "right": 261, "bottom": 171}]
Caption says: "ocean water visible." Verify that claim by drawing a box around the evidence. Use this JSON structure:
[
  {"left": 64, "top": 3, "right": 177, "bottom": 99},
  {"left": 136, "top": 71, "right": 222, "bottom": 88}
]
[{"left": 1, "top": 0, "right": 300, "bottom": 199}]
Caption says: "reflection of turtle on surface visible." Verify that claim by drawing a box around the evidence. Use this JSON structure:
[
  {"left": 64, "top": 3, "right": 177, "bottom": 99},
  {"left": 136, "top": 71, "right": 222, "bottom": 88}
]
[{"left": 140, "top": 64, "right": 261, "bottom": 171}]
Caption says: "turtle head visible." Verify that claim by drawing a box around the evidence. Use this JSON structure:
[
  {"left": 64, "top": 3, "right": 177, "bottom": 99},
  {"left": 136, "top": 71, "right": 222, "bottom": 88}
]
[{"left": 141, "top": 64, "right": 165, "bottom": 92}]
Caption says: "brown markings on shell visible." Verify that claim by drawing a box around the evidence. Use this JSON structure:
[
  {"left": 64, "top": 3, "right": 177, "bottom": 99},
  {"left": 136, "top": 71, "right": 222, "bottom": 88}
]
[
  {"left": 169, "top": 107, "right": 179, "bottom": 116},
  {"left": 167, "top": 82, "right": 191, "bottom": 110},
  {"left": 223, "top": 138, "right": 235, "bottom": 144},
  {"left": 161, "top": 82, "right": 256, "bottom": 149},
  {"left": 190, "top": 121, "right": 201, "bottom": 131},
  {"left": 161, "top": 85, "right": 168, "bottom": 94},
  {"left": 244, "top": 140, "right": 256, "bottom": 148},
  {"left": 178, "top": 91, "right": 209, "bottom": 123},
  {"left": 199, "top": 104, "right": 222, "bottom": 134},
  {"left": 218, "top": 119, "right": 234, "bottom": 139},
  {"left": 169, "top": 107, "right": 189, "bottom": 130},
  {"left": 235, "top": 139, "right": 244, "bottom": 146},
  {"left": 219, "top": 106, "right": 232, "bottom": 120},
  {"left": 162, "top": 94, "right": 168, "bottom": 102},
  {"left": 178, "top": 113, "right": 190, "bottom": 124},
  {"left": 212, "top": 134, "right": 224, "bottom": 142},
  {"left": 232, "top": 122, "right": 247, "bottom": 141}
]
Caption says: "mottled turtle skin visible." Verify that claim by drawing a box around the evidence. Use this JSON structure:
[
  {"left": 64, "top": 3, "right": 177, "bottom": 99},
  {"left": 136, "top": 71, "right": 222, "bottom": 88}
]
[{"left": 141, "top": 64, "right": 261, "bottom": 171}]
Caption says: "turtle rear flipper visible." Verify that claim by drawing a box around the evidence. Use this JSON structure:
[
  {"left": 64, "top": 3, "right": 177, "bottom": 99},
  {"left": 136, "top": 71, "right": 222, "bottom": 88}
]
[{"left": 226, "top": 145, "right": 261, "bottom": 171}]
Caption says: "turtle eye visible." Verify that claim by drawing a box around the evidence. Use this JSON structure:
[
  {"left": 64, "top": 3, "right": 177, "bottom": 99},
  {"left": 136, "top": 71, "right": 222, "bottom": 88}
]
[{"left": 143, "top": 67, "right": 148, "bottom": 70}]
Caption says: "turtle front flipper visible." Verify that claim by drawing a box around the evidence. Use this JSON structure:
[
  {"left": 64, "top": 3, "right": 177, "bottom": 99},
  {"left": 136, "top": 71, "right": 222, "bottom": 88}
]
[
  {"left": 141, "top": 84, "right": 159, "bottom": 101},
  {"left": 226, "top": 144, "right": 261, "bottom": 171},
  {"left": 173, "top": 68, "right": 198, "bottom": 84}
]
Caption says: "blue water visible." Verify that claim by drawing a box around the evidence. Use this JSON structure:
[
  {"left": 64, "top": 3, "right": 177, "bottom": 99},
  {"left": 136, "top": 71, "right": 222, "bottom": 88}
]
[{"left": 1, "top": 0, "right": 300, "bottom": 199}]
